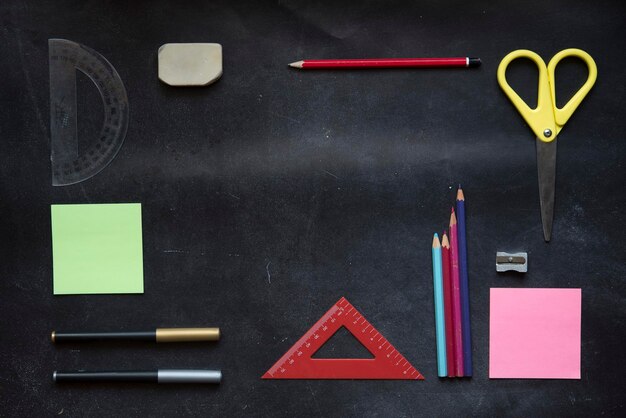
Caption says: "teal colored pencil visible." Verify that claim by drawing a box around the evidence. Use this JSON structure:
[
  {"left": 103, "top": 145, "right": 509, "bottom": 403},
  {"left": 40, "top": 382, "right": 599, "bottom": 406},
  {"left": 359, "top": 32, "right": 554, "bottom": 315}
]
[{"left": 431, "top": 233, "right": 447, "bottom": 377}]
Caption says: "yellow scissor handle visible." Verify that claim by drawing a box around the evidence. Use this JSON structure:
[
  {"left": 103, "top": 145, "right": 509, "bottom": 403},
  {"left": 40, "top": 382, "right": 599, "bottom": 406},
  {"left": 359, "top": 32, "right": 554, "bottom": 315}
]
[
  {"left": 497, "top": 49, "right": 597, "bottom": 142},
  {"left": 547, "top": 48, "right": 597, "bottom": 134},
  {"left": 497, "top": 50, "right": 556, "bottom": 142}
]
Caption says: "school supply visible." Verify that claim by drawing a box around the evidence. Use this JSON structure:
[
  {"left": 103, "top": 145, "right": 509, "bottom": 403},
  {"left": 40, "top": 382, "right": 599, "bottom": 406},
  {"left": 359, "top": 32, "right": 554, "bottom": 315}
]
[
  {"left": 440, "top": 233, "right": 456, "bottom": 377},
  {"left": 456, "top": 187, "right": 472, "bottom": 376},
  {"left": 448, "top": 210, "right": 464, "bottom": 376},
  {"left": 51, "top": 328, "right": 220, "bottom": 343},
  {"left": 497, "top": 49, "right": 597, "bottom": 241},
  {"left": 431, "top": 188, "right": 473, "bottom": 378},
  {"left": 496, "top": 252, "right": 528, "bottom": 273},
  {"left": 49, "top": 39, "right": 129, "bottom": 186},
  {"left": 431, "top": 234, "right": 447, "bottom": 377},
  {"left": 263, "top": 297, "right": 424, "bottom": 380},
  {"left": 158, "top": 43, "right": 223, "bottom": 86},
  {"left": 53, "top": 369, "right": 222, "bottom": 384},
  {"left": 51, "top": 204, "right": 143, "bottom": 295},
  {"left": 489, "top": 288, "right": 581, "bottom": 379},
  {"left": 289, "top": 57, "right": 481, "bottom": 69}
]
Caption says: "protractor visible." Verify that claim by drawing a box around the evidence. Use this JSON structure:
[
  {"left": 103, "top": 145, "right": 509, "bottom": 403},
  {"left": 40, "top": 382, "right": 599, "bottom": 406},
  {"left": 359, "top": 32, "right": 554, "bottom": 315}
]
[{"left": 49, "top": 38, "right": 129, "bottom": 186}]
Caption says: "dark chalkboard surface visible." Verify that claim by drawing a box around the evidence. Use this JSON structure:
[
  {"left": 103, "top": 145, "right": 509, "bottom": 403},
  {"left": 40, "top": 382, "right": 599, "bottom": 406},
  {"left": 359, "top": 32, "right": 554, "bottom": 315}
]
[{"left": 1, "top": 0, "right": 625, "bottom": 416}]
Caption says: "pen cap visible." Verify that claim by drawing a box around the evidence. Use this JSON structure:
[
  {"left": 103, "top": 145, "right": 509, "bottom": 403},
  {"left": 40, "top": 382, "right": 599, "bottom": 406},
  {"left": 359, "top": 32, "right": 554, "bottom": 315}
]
[
  {"left": 156, "top": 328, "right": 220, "bottom": 342},
  {"left": 157, "top": 369, "right": 221, "bottom": 383}
]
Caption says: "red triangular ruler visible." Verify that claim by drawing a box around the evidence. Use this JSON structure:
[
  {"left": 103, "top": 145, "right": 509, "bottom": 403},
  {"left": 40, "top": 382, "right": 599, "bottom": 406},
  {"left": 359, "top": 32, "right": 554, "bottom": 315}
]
[{"left": 262, "top": 297, "right": 424, "bottom": 380}]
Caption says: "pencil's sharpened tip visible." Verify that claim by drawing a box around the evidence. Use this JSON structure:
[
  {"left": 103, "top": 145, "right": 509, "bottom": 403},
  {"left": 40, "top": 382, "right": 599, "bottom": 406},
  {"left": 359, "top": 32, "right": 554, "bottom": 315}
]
[
  {"left": 288, "top": 61, "right": 303, "bottom": 68},
  {"left": 441, "top": 233, "right": 450, "bottom": 247},
  {"left": 432, "top": 234, "right": 441, "bottom": 247},
  {"left": 457, "top": 187, "right": 465, "bottom": 201}
]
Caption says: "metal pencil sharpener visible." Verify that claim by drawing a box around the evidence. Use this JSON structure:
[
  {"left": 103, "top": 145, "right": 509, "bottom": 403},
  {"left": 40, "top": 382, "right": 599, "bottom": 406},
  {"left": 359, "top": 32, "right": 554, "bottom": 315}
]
[{"left": 496, "top": 252, "right": 527, "bottom": 273}]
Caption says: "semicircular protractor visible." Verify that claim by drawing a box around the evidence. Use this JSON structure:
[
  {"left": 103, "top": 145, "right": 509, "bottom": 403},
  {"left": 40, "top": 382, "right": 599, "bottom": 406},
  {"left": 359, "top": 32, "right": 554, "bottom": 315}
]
[{"left": 49, "top": 39, "right": 129, "bottom": 186}]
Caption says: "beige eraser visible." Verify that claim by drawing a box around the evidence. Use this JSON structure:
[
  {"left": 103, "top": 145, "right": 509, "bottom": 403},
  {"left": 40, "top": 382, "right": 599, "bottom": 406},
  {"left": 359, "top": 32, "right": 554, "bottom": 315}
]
[{"left": 158, "top": 43, "right": 222, "bottom": 86}]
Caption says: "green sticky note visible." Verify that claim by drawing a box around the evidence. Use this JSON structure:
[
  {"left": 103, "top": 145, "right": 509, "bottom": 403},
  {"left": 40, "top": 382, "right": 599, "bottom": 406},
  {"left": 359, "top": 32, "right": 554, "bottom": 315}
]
[{"left": 51, "top": 203, "right": 144, "bottom": 295}]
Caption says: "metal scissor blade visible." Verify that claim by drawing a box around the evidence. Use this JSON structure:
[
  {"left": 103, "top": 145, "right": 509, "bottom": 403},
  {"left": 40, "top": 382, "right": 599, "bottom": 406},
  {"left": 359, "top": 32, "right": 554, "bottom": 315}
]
[{"left": 536, "top": 138, "right": 557, "bottom": 242}]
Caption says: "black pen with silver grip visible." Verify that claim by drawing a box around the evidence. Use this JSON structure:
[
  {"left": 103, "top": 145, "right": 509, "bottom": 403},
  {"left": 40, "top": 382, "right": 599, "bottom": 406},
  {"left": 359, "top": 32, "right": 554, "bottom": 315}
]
[{"left": 53, "top": 369, "right": 222, "bottom": 384}]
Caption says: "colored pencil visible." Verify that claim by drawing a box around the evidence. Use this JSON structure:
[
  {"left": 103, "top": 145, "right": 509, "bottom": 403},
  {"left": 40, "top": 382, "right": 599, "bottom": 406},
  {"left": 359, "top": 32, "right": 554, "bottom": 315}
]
[
  {"left": 441, "top": 232, "right": 456, "bottom": 377},
  {"left": 288, "top": 57, "right": 482, "bottom": 69},
  {"left": 449, "top": 210, "right": 464, "bottom": 376},
  {"left": 431, "top": 233, "right": 447, "bottom": 377},
  {"left": 456, "top": 186, "right": 473, "bottom": 377}
]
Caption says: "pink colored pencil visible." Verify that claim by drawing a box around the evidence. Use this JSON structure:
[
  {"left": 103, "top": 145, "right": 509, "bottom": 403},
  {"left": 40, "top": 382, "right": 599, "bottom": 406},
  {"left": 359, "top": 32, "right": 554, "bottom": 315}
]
[
  {"left": 441, "top": 232, "right": 456, "bottom": 377},
  {"left": 449, "top": 209, "right": 464, "bottom": 376}
]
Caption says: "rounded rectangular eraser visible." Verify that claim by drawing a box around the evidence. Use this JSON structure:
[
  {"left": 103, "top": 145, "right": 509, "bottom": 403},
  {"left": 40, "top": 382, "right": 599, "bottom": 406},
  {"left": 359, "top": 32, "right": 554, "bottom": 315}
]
[{"left": 158, "top": 43, "right": 222, "bottom": 86}]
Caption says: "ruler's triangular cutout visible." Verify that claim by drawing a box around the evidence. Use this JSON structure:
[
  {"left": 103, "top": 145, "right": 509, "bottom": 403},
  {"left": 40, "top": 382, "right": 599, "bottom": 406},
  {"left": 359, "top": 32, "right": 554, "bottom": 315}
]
[
  {"left": 311, "top": 326, "right": 374, "bottom": 359},
  {"left": 262, "top": 297, "right": 424, "bottom": 380}
]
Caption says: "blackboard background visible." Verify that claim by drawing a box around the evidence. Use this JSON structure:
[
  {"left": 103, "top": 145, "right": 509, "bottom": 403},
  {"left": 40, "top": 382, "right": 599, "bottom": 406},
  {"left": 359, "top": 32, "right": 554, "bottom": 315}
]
[{"left": 1, "top": 0, "right": 625, "bottom": 416}]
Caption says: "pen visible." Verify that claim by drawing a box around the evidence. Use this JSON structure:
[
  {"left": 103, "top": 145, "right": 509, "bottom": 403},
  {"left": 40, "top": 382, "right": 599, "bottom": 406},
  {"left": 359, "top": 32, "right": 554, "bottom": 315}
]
[
  {"left": 51, "top": 328, "right": 220, "bottom": 343},
  {"left": 288, "top": 57, "right": 481, "bottom": 69},
  {"left": 53, "top": 369, "right": 222, "bottom": 384}
]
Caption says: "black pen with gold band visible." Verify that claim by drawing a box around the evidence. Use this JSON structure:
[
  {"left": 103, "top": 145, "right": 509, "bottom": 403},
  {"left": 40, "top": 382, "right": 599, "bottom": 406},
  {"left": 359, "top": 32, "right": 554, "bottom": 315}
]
[{"left": 51, "top": 328, "right": 220, "bottom": 343}]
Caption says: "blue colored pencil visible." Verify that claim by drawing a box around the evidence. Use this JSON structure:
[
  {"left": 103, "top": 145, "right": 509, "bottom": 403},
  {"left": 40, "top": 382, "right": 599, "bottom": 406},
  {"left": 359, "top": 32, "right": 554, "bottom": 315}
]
[
  {"left": 456, "top": 186, "right": 472, "bottom": 376},
  {"left": 431, "top": 233, "right": 447, "bottom": 377}
]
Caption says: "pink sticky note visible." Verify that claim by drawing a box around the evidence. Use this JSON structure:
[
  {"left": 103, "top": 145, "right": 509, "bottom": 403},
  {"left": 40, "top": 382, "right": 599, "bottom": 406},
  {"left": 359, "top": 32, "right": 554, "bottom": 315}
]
[{"left": 489, "top": 288, "right": 581, "bottom": 379}]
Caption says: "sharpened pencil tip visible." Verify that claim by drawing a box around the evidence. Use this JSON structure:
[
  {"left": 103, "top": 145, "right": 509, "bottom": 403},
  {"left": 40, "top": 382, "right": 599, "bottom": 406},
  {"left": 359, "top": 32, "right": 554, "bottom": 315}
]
[
  {"left": 441, "top": 233, "right": 450, "bottom": 247},
  {"left": 432, "top": 233, "right": 441, "bottom": 248},
  {"left": 457, "top": 187, "right": 465, "bottom": 201},
  {"left": 450, "top": 211, "right": 457, "bottom": 225},
  {"left": 288, "top": 60, "right": 304, "bottom": 68}
]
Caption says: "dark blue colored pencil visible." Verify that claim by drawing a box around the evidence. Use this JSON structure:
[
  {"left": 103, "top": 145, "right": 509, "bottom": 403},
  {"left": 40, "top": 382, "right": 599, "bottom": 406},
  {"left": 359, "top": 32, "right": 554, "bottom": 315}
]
[{"left": 456, "top": 186, "right": 472, "bottom": 376}]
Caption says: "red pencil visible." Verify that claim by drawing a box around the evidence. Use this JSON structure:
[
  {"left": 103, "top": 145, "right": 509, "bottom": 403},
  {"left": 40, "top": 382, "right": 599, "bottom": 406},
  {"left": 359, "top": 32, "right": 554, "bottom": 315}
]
[
  {"left": 449, "top": 209, "right": 464, "bottom": 376},
  {"left": 288, "top": 57, "right": 481, "bottom": 69},
  {"left": 441, "top": 232, "right": 456, "bottom": 378}
]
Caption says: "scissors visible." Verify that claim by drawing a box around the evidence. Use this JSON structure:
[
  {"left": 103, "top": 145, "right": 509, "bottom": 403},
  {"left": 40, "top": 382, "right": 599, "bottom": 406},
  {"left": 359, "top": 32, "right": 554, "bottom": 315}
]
[{"left": 497, "top": 49, "right": 597, "bottom": 241}]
